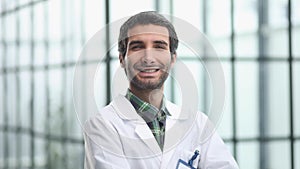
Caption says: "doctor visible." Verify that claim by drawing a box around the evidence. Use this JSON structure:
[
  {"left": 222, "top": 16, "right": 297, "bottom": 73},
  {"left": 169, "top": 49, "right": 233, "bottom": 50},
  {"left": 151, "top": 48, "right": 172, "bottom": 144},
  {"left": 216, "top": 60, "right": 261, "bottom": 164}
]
[{"left": 84, "top": 11, "right": 239, "bottom": 169}]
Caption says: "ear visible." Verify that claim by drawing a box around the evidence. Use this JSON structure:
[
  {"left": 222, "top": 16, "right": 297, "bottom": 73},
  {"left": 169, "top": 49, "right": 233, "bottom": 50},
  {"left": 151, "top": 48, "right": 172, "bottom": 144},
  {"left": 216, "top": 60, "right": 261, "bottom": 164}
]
[{"left": 119, "top": 54, "right": 125, "bottom": 68}]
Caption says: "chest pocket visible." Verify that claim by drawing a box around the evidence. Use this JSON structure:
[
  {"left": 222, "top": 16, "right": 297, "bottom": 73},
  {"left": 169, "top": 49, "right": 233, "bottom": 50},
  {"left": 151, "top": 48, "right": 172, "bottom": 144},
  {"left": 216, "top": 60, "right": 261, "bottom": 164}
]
[{"left": 177, "top": 149, "right": 201, "bottom": 169}]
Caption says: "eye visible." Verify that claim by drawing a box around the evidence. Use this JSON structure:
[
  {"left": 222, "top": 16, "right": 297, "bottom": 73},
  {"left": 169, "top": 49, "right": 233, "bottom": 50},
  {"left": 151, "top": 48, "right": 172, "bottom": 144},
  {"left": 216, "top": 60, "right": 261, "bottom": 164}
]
[
  {"left": 154, "top": 45, "right": 167, "bottom": 50},
  {"left": 130, "top": 45, "right": 143, "bottom": 51}
]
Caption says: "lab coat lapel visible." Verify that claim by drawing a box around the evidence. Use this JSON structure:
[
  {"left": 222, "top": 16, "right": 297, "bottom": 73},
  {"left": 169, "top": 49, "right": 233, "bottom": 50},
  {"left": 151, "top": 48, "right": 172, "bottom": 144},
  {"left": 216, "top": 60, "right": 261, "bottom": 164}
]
[
  {"left": 112, "top": 95, "right": 162, "bottom": 155},
  {"left": 135, "top": 123, "right": 162, "bottom": 155},
  {"left": 163, "top": 101, "right": 191, "bottom": 151},
  {"left": 161, "top": 101, "right": 195, "bottom": 167}
]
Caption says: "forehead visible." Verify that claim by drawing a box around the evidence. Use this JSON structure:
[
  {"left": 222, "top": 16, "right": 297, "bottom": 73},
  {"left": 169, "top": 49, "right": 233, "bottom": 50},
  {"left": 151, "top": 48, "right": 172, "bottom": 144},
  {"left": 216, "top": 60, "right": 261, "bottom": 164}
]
[{"left": 127, "top": 24, "right": 169, "bottom": 41}]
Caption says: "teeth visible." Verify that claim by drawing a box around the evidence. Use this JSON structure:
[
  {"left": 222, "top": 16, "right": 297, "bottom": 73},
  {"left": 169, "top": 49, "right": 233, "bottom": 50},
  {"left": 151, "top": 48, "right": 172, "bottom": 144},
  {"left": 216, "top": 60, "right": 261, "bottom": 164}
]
[{"left": 142, "top": 69, "right": 157, "bottom": 73}]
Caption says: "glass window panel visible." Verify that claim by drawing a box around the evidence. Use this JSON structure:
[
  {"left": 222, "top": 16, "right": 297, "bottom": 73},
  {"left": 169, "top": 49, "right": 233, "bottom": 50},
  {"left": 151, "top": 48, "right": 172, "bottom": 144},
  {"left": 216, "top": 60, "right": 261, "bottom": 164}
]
[
  {"left": 237, "top": 142, "right": 259, "bottom": 169},
  {"left": 72, "top": 0, "right": 84, "bottom": 43},
  {"left": 110, "top": 0, "right": 154, "bottom": 22},
  {"left": 34, "top": 43, "right": 46, "bottom": 66},
  {"left": 7, "top": 73, "right": 17, "bottom": 126},
  {"left": 235, "top": 62, "right": 259, "bottom": 138},
  {"left": 158, "top": 0, "right": 171, "bottom": 14},
  {"left": 173, "top": 0, "right": 202, "bottom": 31},
  {"left": 292, "top": 0, "right": 300, "bottom": 24},
  {"left": 63, "top": 0, "right": 79, "bottom": 43},
  {"left": 19, "top": 43, "right": 31, "bottom": 67},
  {"left": 19, "top": 70, "right": 31, "bottom": 128},
  {"left": 217, "top": 61, "right": 233, "bottom": 139},
  {"left": 176, "top": 60, "right": 208, "bottom": 111},
  {"left": 293, "top": 27, "right": 300, "bottom": 57},
  {"left": 0, "top": 73, "right": 3, "bottom": 124},
  {"left": 5, "top": 13, "right": 16, "bottom": 42},
  {"left": 7, "top": 132, "right": 17, "bottom": 167},
  {"left": 266, "top": 141, "right": 291, "bottom": 169},
  {"left": 65, "top": 67, "right": 83, "bottom": 139},
  {"left": 235, "top": 34, "right": 258, "bottom": 58},
  {"left": 0, "top": 45, "right": 3, "bottom": 70},
  {"left": 207, "top": 0, "right": 230, "bottom": 37},
  {"left": 294, "top": 62, "right": 300, "bottom": 136},
  {"left": 265, "top": 62, "right": 290, "bottom": 137},
  {"left": 34, "top": 70, "right": 46, "bottom": 133},
  {"left": 20, "top": 133, "right": 31, "bottom": 167},
  {"left": 0, "top": 12, "right": 2, "bottom": 38},
  {"left": 65, "top": 38, "right": 74, "bottom": 63},
  {"left": 72, "top": 41, "right": 85, "bottom": 62},
  {"left": 47, "top": 0, "right": 62, "bottom": 42},
  {"left": 0, "top": 132, "right": 3, "bottom": 165},
  {"left": 34, "top": 138, "right": 46, "bottom": 167},
  {"left": 234, "top": 0, "right": 258, "bottom": 33},
  {"left": 84, "top": 0, "right": 105, "bottom": 40},
  {"left": 0, "top": 75, "right": 3, "bottom": 125},
  {"left": 176, "top": 42, "right": 192, "bottom": 59},
  {"left": 49, "top": 69, "right": 63, "bottom": 136},
  {"left": 49, "top": 142, "right": 65, "bottom": 168},
  {"left": 66, "top": 101, "right": 83, "bottom": 140},
  {"left": 110, "top": 43, "right": 119, "bottom": 58},
  {"left": 268, "top": 0, "right": 288, "bottom": 28},
  {"left": 48, "top": 43, "right": 62, "bottom": 65},
  {"left": 296, "top": 141, "right": 300, "bottom": 169},
  {"left": 177, "top": 41, "right": 204, "bottom": 59},
  {"left": 67, "top": 144, "right": 84, "bottom": 169},
  {"left": 110, "top": 59, "right": 127, "bottom": 97},
  {"left": 85, "top": 63, "right": 105, "bottom": 121},
  {"left": 164, "top": 68, "right": 182, "bottom": 105},
  {"left": 19, "top": 0, "right": 31, "bottom": 6},
  {"left": 34, "top": 2, "right": 45, "bottom": 41},
  {"left": 6, "top": 44, "right": 16, "bottom": 68},
  {"left": 209, "top": 38, "right": 231, "bottom": 58},
  {"left": 19, "top": 6, "right": 31, "bottom": 42},
  {"left": 73, "top": 63, "right": 104, "bottom": 126},
  {"left": 266, "top": 29, "right": 289, "bottom": 58},
  {"left": 4, "top": 0, "right": 17, "bottom": 10},
  {"left": 224, "top": 142, "right": 234, "bottom": 156}
]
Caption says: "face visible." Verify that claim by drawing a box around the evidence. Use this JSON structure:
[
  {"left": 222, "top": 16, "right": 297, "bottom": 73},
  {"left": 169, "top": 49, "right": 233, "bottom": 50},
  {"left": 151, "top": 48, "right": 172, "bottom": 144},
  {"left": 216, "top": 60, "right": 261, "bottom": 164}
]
[{"left": 120, "top": 24, "right": 176, "bottom": 90}]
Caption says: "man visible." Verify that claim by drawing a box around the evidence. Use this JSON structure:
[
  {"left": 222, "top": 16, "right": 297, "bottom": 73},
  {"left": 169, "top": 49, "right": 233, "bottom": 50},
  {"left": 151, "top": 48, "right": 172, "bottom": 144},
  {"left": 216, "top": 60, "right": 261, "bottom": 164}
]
[{"left": 84, "top": 11, "right": 239, "bottom": 169}]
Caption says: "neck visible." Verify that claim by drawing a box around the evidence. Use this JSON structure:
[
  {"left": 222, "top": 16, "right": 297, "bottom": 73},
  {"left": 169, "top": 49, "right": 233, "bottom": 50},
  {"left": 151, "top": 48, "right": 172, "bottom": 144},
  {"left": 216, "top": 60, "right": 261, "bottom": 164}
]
[{"left": 129, "top": 85, "right": 164, "bottom": 109}]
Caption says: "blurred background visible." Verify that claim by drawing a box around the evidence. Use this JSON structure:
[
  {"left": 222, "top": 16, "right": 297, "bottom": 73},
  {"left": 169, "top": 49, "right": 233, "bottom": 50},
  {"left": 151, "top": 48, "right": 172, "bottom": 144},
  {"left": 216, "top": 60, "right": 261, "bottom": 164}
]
[{"left": 0, "top": 0, "right": 300, "bottom": 168}]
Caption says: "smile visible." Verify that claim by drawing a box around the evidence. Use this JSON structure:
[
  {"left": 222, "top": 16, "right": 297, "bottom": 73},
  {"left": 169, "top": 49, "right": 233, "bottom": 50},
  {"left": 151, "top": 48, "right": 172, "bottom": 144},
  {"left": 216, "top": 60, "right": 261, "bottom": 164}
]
[{"left": 140, "top": 69, "right": 159, "bottom": 73}]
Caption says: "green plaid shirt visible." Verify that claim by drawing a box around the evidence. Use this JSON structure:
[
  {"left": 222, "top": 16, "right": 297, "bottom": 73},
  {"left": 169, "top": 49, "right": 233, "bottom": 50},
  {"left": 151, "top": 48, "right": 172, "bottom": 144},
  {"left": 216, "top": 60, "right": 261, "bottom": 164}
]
[{"left": 126, "top": 90, "right": 170, "bottom": 150}]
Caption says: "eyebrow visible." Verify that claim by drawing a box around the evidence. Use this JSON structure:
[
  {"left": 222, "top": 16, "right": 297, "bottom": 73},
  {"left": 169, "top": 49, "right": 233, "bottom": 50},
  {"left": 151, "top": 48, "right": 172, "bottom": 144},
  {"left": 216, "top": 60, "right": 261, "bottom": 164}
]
[
  {"left": 153, "top": 40, "right": 168, "bottom": 46},
  {"left": 128, "top": 40, "right": 143, "bottom": 46},
  {"left": 128, "top": 40, "right": 168, "bottom": 46}
]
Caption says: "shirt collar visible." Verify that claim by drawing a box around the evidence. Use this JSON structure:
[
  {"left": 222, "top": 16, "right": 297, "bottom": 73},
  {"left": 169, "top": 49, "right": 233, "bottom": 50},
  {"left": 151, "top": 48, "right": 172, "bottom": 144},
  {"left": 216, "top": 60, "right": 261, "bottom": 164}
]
[{"left": 125, "top": 90, "right": 171, "bottom": 121}]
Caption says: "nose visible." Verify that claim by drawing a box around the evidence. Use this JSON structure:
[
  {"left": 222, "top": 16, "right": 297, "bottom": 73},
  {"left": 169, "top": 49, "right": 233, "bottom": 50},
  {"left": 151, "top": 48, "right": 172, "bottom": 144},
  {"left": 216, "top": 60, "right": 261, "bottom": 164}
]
[{"left": 142, "top": 49, "right": 155, "bottom": 64}]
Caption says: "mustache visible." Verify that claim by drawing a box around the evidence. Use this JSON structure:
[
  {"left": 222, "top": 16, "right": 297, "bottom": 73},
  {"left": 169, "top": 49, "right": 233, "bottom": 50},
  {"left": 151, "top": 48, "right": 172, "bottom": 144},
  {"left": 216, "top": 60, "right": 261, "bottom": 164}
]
[{"left": 133, "top": 63, "right": 165, "bottom": 70}]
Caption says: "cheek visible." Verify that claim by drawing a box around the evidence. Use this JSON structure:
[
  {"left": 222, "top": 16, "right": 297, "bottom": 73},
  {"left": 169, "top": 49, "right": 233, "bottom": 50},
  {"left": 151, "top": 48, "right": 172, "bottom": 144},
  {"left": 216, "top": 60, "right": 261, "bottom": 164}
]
[
  {"left": 123, "top": 59, "right": 137, "bottom": 75},
  {"left": 125, "top": 55, "right": 140, "bottom": 67}
]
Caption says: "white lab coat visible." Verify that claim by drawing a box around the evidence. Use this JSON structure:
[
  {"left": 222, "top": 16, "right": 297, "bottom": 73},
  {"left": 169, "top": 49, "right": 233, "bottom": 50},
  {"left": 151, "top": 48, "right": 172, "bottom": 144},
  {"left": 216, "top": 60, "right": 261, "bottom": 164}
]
[{"left": 84, "top": 95, "right": 239, "bottom": 169}]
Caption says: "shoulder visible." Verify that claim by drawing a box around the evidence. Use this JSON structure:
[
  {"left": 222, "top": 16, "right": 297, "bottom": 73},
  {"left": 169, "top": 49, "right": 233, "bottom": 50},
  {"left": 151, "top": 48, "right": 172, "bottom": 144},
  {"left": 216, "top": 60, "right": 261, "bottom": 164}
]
[{"left": 84, "top": 103, "right": 115, "bottom": 131}]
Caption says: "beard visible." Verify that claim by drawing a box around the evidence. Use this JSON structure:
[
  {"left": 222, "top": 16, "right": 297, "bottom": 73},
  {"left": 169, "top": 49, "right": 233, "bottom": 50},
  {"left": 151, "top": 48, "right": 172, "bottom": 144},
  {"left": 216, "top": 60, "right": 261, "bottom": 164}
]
[{"left": 130, "top": 71, "right": 169, "bottom": 90}]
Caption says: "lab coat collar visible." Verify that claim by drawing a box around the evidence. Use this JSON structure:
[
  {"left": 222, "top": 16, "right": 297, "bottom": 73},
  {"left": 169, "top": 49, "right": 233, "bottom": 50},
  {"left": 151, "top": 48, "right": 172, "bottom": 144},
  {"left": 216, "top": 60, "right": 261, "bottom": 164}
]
[
  {"left": 111, "top": 94, "right": 195, "bottom": 155},
  {"left": 111, "top": 94, "right": 142, "bottom": 121},
  {"left": 112, "top": 95, "right": 162, "bottom": 154}
]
